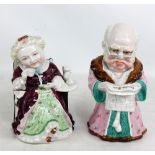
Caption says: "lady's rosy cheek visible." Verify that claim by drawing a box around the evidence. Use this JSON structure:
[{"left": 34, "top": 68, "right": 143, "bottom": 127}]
[{"left": 39, "top": 55, "right": 45, "bottom": 63}]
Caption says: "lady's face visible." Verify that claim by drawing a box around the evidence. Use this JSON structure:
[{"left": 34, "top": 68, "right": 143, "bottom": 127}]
[{"left": 17, "top": 45, "right": 45, "bottom": 69}]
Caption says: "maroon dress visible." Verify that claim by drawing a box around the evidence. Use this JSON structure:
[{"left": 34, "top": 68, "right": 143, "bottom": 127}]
[{"left": 12, "top": 61, "right": 74, "bottom": 136}]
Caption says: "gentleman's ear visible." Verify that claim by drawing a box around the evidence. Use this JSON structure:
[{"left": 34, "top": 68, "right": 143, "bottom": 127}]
[{"left": 102, "top": 41, "right": 106, "bottom": 49}]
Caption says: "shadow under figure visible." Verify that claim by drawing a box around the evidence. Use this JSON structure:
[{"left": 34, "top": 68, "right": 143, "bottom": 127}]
[
  {"left": 87, "top": 23, "right": 147, "bottom": 142},
  {"left": 11, "top": 35, "right": 77, "bottom": 144}
]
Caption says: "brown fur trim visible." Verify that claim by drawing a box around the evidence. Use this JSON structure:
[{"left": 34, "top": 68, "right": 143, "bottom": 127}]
[
  {"left": 90, "top": 55, "right": 115, "bottom": 83},
  {"left": 88, "top": 128, "right": 147, "bottom": 142},
  {"left": 125, "top": 58, "right": 143, "bottom": 83},
  {"left": 90, "top": 55, "right": 143, "bottom": 84}
]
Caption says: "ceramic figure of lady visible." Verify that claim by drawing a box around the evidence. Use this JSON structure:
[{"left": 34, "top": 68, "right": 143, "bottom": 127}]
[
  {"left": 11, "top": 35, "right": 76, "bottom": 143},
  {"left": 87, "top": 23, "right": 147, "bottom": 142}
]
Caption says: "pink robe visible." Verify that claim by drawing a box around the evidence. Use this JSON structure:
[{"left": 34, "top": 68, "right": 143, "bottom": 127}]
[{"left": 88, "top": 56, "right": 147, "bottom": 142}]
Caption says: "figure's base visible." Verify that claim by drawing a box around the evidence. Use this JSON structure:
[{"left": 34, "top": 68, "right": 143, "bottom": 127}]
[{"left": 87, "top": 122, "right": 147, "bottom": 142}]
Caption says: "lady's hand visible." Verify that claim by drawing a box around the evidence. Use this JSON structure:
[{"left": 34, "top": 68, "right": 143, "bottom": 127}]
[{"left": 21, "top": 68, "right": 35, "bottom": 80}]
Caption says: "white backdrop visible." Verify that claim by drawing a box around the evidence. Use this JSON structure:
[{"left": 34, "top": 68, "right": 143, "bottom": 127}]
[
  {"left": 0, "top": 4, "right": 155, "bottom": 151},
  {"left": 0, "top": 4, "right": 155, "bottom": 74}
]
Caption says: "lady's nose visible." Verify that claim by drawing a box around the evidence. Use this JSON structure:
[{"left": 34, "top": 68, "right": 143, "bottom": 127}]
[{"left": 29, "top": 56, "right": 35, "bottom": 63}]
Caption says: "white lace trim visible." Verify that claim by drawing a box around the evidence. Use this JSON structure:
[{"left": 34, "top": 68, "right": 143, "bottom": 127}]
[
  {"left": 13, "top": 77, "right": 26, "bottom": 91},
  {"left": 17, "top": 122, "right": 73, "bottom": 144}
]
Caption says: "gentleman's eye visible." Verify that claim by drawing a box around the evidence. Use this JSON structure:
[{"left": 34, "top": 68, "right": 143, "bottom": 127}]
[
  {"left": 123, "top": 51, "right": 133, "bottom": 55},
  {"left": 112, "top": 49, "right": 119, "bottom": 53}
]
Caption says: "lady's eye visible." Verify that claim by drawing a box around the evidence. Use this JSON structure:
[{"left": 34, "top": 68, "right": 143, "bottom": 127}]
[
  {"left": 33, "top": 52, "right": 38, "bottom": 56},
  {"left": 22, "top": 57, "right": 28, "bottom": 61}
]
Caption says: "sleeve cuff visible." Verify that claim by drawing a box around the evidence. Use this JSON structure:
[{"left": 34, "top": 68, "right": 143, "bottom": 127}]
[{"left": 93, "top": 80, "right": 106, "bottom": 103}]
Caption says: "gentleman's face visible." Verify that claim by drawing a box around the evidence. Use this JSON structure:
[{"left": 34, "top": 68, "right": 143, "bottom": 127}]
[
  {"left": 105, "top": 43, "right": 135, "bottom": 73},
  {"left": 104, "top": 25, "right": 137, "bottom": 72}
]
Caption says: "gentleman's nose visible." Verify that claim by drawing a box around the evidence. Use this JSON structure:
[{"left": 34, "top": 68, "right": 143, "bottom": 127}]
[{"left": 118, "top": 51, "right": 124, "bottom": 59}]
